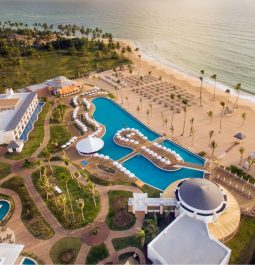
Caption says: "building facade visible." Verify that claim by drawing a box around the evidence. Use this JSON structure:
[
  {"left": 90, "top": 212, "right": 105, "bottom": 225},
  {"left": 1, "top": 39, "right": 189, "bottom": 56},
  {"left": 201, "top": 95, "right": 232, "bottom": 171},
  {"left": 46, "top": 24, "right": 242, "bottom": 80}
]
[{"left": 0, "top": 91, "right": 39, "bottom": 145}]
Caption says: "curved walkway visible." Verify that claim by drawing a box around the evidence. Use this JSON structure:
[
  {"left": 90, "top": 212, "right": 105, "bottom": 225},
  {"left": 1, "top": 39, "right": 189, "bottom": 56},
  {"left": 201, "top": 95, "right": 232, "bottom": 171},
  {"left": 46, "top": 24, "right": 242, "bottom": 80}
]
[{"left": 0, "top": 97, "right": 146, "bottom": 264}]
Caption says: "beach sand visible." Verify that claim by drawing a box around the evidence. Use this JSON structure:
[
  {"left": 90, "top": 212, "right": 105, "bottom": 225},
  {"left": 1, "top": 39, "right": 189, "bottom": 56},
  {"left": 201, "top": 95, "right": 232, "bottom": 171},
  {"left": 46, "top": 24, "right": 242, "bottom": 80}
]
[{"left": 90, "top": 39, "right": 255, "bottom": 176}]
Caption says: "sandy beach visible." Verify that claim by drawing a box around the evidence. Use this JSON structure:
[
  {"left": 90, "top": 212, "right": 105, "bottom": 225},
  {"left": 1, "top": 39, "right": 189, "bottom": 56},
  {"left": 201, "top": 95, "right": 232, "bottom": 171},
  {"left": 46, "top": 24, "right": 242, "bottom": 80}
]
[{"left": 92, "top": 39, "right": 255, "bottom": 176}]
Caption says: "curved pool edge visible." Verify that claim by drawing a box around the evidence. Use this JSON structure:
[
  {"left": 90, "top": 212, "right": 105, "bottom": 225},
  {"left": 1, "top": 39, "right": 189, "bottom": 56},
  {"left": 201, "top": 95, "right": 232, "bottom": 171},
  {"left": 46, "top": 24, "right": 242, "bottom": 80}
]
[{"left": 0, "top": 199, "right": 11, "bottom": 222}]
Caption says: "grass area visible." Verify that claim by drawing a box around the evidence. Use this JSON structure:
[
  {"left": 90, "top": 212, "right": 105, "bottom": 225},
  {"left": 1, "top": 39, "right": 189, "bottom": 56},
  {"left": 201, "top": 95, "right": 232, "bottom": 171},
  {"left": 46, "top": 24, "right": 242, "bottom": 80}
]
[
  {"left": 0, "top": 194, "right": 15, "bottom": 226},
  {"left": 227, "top": 165, "right": 255, "bottom": 184},
  {"left": 46, "top": 124, "right": 71, "bottom": 153},
  {"left": 227, "top": 216, "right": 255, "bottom": 264},
  {"left": 112, "top": 235, "right": 142, "bottom": 251},
  {"left": 140, "top": 184, "right": 161, "bottom": 198},
  {"left": 1, "top": 176, "right": 54, "bottom": 239},
  {"left": 86, "top": 243, "right": 109, "bottom": 264},
  {"left": 50, "top": 237, "right": 82, "bottom": 265},
  {"left": 0, "top": 162, "right": 11, "bottom": 180},
  {"left": 5, "top": 101, "right": 50, "bottom": 160},
  {"left": 32, "top": 166, "right": 100, "bottom": 229},
  {"left": 106, "top": 190, "right": 136, "bottom": 231},
  {"left": 0, "top": 49, "right": 128, "bottom": 92},
  {"left": 50, "top": 104, "right": 67, "bottom": 124},
  {"left": 81, "top": 169, "right": 132, "bottom": 186}
]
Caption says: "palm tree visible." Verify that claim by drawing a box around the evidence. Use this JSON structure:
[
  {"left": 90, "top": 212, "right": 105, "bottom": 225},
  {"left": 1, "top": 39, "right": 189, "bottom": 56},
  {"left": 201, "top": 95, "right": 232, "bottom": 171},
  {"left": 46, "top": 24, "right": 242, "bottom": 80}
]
[
  {"left": 170, "top": 93, "right": 175, "bottom": 127},
  {"left": 139, "top": 98, "right": 142, "bottom": 110},
  {"left": 76, "top": 198, "right": 85, "bottom": 221},
  {"left": 87, "top": 180, "right": 97, "bottom": 207},
  {"left": 225, "top": 89, "right": 231, "bottom": 108},
  {"left": 146, "top": 109, "right": 150, "bottom": 124},
  {"left": 234, "top": 83, "right": 241, "bottom": 108},
  {"left": 191, "top": 127, "right": 196, "bottom": 145},
  {"left": 74, "top": 172, "right": 81, "bottom": 188},
  {"left": 189, "top": 117, "right": 194, "bottom": 136},
  {"left": 207, "top": 110, "right": 213, "bottom": 124},
  {"left": 65, "top": 179, "right": 75, "bottom": 223},
  {"left": 43, "top": 148, "right": 53, "bottom": 172},
  {"left": 160, "top": 112, "right": 165, "bottom": 126},
  {"left": 164, "top": 118, "right": 168, "bottom": 128},
  {"left": 181, "top": 99, "right": 188, "bottom": 136},
  {"left": 62, "top": 151, "right": 73, "bottom": 179},
  {"left": 138, "top": 54, "right": 141, "bottom": 77},
  {"left": 247, "top": 157, "right": 255, "bottom": 173},
  {"left": 149, "top": 103, "right": 152, "bottom": 116},
  {"left": 59, "top": 193, "right": 67, "bottom": 220},
  {"left": 219, "top": 101, "right": 226, "bottom": 133},
  {"left": 145, "top": 219, "right": 159, "bottom": 239},
  {"left": 125, "top": 96, "right": 129, "bottom": 108},
  {"left": 239, "top": 146, "right": 245, "bottom": 165},
  {"left": 136, "top": 229, "right": 146, "bottom": 248},
  {"left": 208, "top": 130, "right": 214, "bottom": 146},
  {"left": 40, "top": 175, "right": 51, "bottom": 201},
  {"left": 170, "top": 125, "right": 174, "bottom": 138},
  {"left": 210, "top": 140, "right": 217, "bottom": 158},
  {"left": 34, "top": 159, "right": 42, "bottom": 180},
  {"left": 136, "top": 105, "right": 140, "bottom": 116},
  {"left": 199, "top": 70, "right": 205, "bottom": 106},
  {"left": 211, "top": 74, "right": 217, "bottom": 100},
  {"left": 241, "top": 112, "right": 246, "bottom": 127}
]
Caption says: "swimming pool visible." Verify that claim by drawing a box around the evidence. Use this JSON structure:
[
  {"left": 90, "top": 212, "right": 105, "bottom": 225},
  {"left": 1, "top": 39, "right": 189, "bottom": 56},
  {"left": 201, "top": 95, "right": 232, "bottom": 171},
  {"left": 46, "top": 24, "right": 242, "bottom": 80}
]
[
  {"left": 92, "top": 97, "right": 205, "bottom": 190},
  {"left": 19, "top": 102, "right": 45, "bottom": 142},
  {"left": 21, "top": 257, "right": 37, "bottom": 265},
  {"left": 0, "top": 200, "right": 11, "bottom": 221},
  {"left": 92, "top": 97, "right": 159, "bottom": 160},
  {"left": 123, "top": 155, "right": 204, "bottom": 190},
  {"left": 161, "top": 140, "right": 205, "bottom": 166}
]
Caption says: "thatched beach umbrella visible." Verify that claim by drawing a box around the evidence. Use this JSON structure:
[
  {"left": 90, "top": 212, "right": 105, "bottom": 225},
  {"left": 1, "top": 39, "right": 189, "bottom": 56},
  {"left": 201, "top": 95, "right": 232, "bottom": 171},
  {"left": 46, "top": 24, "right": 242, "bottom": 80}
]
[{"left": 234, "top": 132, "right": 246, "bottom": 144}]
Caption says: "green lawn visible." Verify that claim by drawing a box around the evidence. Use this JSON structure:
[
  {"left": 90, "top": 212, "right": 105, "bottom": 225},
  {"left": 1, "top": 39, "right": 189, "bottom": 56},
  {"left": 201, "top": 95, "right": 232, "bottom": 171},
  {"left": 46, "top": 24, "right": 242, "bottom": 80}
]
[
  {"left": 0, "top": 50, "right": 128, "bottom": 92},
  {"left": 5, "top": 101, "right": 50, "bottom": 160},
  {"left": 50, "top": 237, "right": 82, "bottom": 265},
  {"left": 106, "top": 190, "right": 136, "bottom": 231},
  {"left": 227, "top": 216, "right": 255, "bottom": 264},
  {"left": 0, "top": 194, "right": 15, "bottom": 226},
  {"left": 86, "top": 243, "right": 109, "bottom": 264},
  {"left": 140, "top": 184, "right": 161, "bottom": 198},
  {"left": 50, "top": 104, "right": 67, "bottom": 124},
  {"left": 1, "top": 176, "right": 54, "bottom": 239},
  {"left": 46, "top": 124, "right": 71, "bottom": 153},
  {"left": 0, "top": 162, "right": 11, "bottom": 180},
  {"left": 81, "top": 169, "right": 132, "bottom": 187},
  {"left": 32, "top": 166, "right": 100, "bottom": 229},
  {"left": 112, "top": 235, "right": 142, "bottom": 251}
]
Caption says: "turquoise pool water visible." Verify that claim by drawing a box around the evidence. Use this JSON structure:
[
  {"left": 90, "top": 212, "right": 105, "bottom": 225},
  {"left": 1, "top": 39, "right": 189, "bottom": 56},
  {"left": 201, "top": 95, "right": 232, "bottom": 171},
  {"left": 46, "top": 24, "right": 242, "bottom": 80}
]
[
  {"left": 92, "top": 97, "right": 205, "bottom": 190},
  {"left": 92, "top": 97, "right": 159, "bottom": 160},
  {"left": 0, "top": 200, "right": 10, "bottom": 221},
  {"left": 123, "top": 155, "right": 204, "bottom": 190},
  {"left": 22, "top": 257, "right": 37, "bottom": 265},
  {"left": 162, "top": 140, "right": 205, "bottom": 166}
]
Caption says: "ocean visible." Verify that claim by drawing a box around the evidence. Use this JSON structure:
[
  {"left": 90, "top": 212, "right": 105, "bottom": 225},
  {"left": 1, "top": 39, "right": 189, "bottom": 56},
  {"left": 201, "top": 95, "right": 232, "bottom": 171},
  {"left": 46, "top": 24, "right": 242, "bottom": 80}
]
[{"left": 0, "top": 0, "right": 255, "bottom": 97}]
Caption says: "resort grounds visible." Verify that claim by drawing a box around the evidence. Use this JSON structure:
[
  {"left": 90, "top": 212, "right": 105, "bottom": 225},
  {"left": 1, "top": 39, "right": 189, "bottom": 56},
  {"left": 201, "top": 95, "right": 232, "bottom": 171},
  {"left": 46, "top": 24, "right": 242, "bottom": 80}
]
[{"left": 0, "top": 56, "right": 255, "bottom": 264}]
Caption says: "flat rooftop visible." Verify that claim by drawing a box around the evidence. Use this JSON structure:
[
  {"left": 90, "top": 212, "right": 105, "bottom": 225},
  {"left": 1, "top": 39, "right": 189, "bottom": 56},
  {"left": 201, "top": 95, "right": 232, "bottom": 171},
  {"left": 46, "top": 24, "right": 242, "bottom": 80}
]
[
  {"left": 148, "top": 214, "right": 230, "bottom": 264},
  {"left": 0, "top": 98, "right": 20, "bottom": 110},
  {"left": 0, "top": 243, "right": 24, "bottom": 265},
  {"left": 0, "top": 92, "right": 36, "bottom": 132}
]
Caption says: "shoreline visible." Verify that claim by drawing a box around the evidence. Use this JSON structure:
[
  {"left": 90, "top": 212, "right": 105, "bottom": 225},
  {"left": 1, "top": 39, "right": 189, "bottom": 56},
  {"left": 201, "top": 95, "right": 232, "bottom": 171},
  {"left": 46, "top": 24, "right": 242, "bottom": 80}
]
[{"left": 117, "top": 38, "right": 255, "bottom": 110}]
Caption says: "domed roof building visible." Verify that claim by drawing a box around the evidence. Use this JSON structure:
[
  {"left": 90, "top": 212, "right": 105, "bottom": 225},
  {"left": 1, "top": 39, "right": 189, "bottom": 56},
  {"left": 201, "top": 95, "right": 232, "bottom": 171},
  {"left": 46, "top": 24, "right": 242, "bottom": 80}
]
[{"left": 175, "top": 178, "right": 227, "bottom": 223}]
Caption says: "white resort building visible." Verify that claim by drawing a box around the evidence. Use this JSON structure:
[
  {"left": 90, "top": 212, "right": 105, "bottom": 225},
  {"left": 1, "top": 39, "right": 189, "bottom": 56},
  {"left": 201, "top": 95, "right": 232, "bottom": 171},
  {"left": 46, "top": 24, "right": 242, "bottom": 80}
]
[
  {"left": 129, "top": 178, "right": 240, "bottom": 264},
  {"left": 0, "top": 90, "right": 42, "bottom": 151}
]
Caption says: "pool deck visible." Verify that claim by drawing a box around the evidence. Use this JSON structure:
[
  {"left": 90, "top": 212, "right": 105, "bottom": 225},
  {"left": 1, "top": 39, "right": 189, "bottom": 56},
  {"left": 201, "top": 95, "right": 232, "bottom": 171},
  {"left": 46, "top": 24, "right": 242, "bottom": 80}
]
[
  {"left": 163, "top": 179, "right": 241, "bottom": 242},
  {"left": 114, "top": 129, "right": 207, "bottom": 172}
]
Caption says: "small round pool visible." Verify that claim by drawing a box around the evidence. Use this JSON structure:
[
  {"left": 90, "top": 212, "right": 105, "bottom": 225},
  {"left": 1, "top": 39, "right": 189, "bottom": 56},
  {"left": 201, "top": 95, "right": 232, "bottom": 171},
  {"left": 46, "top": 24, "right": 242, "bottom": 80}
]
[
  {"left": 0, "top": 200, "right": 11, "bottom": 221},
  {"left": 21, "top": 257, "right": 37, "bottom": 265}
]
